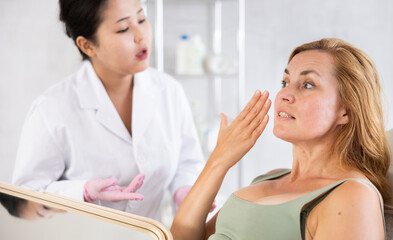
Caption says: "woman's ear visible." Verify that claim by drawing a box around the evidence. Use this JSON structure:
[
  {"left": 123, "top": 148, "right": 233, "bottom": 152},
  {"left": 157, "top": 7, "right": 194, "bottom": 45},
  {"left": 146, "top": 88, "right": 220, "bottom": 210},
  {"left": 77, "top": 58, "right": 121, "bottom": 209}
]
[
  {"left": 337, "top": 107, "right": 349, "bottom": 125},
  {"left": 76, "top": 36, "right": 96, "bottom": 58}
]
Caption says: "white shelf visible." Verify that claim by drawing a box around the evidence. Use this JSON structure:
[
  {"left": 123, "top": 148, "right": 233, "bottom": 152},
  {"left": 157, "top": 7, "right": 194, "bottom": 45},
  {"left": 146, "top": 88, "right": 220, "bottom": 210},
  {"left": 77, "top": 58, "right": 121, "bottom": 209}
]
[{"left": 146, "top": 0, "right": 246, "bottom": 188}]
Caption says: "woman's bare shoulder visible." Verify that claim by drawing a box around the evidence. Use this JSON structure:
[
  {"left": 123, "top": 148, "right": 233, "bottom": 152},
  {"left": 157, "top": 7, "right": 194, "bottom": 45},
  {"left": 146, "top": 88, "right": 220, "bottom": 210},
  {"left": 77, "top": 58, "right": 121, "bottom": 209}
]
[
  {"left": 324, "top": 179, "right": 382, "bottom": 210},
  {"left": 310, "top": 179, "right": 384, "bottom": 239}
]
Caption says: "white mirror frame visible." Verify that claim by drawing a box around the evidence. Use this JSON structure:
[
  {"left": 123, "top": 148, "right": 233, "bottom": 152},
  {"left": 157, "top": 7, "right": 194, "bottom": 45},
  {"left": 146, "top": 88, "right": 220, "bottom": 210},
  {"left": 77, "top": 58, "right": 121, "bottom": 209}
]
[{"left": 0, "top": 181, "right": 173, "bottom": 240}]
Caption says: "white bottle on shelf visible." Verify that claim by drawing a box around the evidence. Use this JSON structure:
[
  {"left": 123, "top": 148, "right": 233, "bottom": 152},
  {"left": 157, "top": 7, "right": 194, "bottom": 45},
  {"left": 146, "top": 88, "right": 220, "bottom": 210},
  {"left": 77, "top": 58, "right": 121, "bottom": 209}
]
[
  {"left": 175, "top": 34, "right": 190, "bottom": 75},
  {"left": 187, "top": 35, "right": 206, "bottom": 75}
]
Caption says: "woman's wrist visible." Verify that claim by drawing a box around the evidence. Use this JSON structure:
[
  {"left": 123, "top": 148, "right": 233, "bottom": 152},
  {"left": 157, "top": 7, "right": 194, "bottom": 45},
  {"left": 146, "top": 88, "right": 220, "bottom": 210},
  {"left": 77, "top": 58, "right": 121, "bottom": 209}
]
[
  {"left": 205, "top": 156, "right": 231, "bottom": 177},
  {"left": 83, "top": 184, "right": 95, "bottom": 202}
]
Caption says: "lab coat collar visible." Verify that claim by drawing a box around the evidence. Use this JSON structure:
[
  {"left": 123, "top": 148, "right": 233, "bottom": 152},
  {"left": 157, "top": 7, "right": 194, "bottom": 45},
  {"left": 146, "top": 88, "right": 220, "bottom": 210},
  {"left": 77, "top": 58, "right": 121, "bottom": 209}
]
[
  {"left": 76, "top": 60, "right": 132, "bottom": 143},
  {"left": 76, "top": 61, "right": 163, "bottom": 144},
  {"left": 76, "top": 60, "right": 101, "bottom": 110}
]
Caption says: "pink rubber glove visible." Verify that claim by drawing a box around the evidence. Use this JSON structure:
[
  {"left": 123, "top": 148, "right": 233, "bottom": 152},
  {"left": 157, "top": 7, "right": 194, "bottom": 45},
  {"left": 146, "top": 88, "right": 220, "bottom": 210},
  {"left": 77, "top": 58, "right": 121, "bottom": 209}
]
[
  {"left": 84, "top": 174, "right": 145, "bottom": 202},
  {"left": 174, "top": 186, "right": 216, "bottom": 212}
]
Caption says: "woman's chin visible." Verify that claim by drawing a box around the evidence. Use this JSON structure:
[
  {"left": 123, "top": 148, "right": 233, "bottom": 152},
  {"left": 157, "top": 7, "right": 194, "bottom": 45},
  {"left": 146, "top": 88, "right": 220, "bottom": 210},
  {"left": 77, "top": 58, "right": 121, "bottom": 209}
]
[
  {"left": 273, "top": 128, "right": 295, "bottom": 143},
  {"left": 126, "top": 59, "right": 150, "bottom": 75}
]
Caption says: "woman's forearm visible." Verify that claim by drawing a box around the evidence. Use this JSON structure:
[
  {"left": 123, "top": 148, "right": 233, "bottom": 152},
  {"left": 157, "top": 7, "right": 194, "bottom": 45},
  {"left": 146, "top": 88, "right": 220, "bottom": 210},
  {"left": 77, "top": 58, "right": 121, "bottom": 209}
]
[
  {"left": 171, "top": 159, "right": 228, "bottom": 240},
  {"left": 171, "top": 90, "right": 270, "bottom": 240}
]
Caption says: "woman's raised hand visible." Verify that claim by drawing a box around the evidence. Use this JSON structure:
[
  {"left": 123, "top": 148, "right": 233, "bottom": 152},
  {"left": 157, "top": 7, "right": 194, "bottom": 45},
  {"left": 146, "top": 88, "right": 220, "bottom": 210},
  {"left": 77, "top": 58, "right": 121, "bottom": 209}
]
[
  {"left": 209, "top": 90, "right": 271, "bottom": 170},
  {"left": 171, "top": 91, "right": 270, "bottom": 240}
]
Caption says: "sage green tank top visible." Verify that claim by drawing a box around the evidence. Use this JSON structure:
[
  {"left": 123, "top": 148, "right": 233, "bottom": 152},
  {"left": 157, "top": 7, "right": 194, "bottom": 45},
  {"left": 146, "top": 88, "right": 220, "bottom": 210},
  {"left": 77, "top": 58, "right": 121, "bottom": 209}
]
[{"left": 209, "top": 169, "right": 385, "bottom": 240}]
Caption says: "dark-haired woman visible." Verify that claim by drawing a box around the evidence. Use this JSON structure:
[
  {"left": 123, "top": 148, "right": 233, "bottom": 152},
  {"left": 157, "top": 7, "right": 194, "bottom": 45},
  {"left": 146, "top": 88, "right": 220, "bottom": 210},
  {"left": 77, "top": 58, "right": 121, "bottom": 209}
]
[{"left": 12, "top": 0, "right": 205, "bottom": 221}]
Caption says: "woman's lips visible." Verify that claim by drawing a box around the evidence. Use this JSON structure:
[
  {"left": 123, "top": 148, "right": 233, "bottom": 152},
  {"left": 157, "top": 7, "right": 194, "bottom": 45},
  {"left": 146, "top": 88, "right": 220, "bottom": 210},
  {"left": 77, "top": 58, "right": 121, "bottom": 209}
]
[
  {"left": 276, "top": 110, "right": 295, "bottom": 121},
  {"left": 136, "top": 48, "right": 148, "bottom": 60}
]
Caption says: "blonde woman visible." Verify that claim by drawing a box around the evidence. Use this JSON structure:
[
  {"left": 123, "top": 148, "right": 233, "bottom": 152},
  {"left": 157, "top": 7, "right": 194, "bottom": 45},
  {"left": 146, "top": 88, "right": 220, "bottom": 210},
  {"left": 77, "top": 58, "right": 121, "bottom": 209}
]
[{"left": 171, "top": 38, "right": 390, "bottom": 240}]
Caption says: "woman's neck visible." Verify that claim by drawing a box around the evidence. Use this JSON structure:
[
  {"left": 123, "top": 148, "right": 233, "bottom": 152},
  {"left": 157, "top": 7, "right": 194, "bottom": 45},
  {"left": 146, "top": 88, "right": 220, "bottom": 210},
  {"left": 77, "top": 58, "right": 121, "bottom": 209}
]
[
  {"left": 288, "top": 141, "right": 349, "bottom": 182},
  {"left": 91, "top": 60, "right": 134, "bottom": 96}
]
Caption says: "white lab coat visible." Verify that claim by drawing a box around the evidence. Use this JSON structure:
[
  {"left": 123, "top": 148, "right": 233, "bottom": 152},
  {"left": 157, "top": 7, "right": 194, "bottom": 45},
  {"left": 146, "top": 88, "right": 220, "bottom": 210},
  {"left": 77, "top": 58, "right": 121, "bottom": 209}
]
[{"left": 12, "top": 61, "right": 205, "bottom": 220}]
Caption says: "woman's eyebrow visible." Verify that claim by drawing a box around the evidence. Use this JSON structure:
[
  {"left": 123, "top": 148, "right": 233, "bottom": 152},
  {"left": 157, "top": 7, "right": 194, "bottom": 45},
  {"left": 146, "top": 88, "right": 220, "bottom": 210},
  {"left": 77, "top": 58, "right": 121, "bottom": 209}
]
[
  {"left": 116, "top": 16, "right": 130, "bottom": 23},
  {"left": 284, "top": 68, "right": 320, "bottom": 77},
  {"left": 116, "top": 8, "right": 144, "bottom": 23},
  {"left": 300, "top": 70, "right": 320, "bottom": 77},
  {"left": 116, "top": 16, "right": 129, "bottom": 23}
]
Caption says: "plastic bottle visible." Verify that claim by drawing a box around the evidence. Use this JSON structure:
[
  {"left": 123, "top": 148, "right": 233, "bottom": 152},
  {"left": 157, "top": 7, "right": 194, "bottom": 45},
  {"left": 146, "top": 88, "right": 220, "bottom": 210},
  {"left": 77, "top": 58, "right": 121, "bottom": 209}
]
[
  {"left": 187, "top": 35, "right": 206, "bottom": 75},
  {"left": 175, "top": 35, "right": 190, "bottom": 75}
]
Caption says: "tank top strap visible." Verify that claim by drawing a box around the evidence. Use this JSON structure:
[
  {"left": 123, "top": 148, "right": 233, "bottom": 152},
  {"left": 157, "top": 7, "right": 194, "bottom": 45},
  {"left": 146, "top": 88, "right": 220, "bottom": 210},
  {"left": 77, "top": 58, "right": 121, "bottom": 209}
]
[
  {"left": 250, "top": 169, "right": 291, "bottom": 185},
  {"left": 299, "top": 178, "right": 386, "bottom": 240}
]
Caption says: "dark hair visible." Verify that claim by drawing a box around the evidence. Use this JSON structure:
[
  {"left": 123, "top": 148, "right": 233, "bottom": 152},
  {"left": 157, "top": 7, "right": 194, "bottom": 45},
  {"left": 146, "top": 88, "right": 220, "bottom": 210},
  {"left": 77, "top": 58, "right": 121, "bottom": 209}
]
[
  {"left": 59, "top": 0, "right": 109, "bottom": 60},
  {"left": 0, "top": 192, "right": 26, "bottom": 218}
]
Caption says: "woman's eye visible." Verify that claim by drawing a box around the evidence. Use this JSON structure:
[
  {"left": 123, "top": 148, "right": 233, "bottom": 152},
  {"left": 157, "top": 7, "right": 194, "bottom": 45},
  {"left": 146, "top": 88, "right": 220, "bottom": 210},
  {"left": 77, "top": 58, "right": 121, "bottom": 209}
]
[
  {"left": 281, "top": 80, "right": 288, "bottom": 88},
  {"left": 117, "top": 27, "right": 129, "bottom": 33},
  {"left": 138, "top": 19, "right": 146, "bottom": 24},
  {"left": 304, "top": 82, "right": 315, "bottom": 89},
  {"left": 42, "top": 205, "right": 51, "bottom": 210}
]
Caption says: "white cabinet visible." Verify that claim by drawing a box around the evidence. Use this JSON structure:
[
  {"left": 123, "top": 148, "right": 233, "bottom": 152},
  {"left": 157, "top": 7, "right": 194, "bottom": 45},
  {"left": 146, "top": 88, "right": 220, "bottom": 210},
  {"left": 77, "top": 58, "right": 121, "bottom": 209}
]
[{"left": 143, "top": 0, "right": 246, "bottom": 187}]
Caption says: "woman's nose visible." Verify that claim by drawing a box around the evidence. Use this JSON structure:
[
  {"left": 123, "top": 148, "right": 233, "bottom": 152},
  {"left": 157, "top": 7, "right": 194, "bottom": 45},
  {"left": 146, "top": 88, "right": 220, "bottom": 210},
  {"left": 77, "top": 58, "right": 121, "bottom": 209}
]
[
  {"left": 278, "top": 89, "right": 295, "bottom": 103},
  {"left": 134, "top": 26, "right": 144, "bottom": 43}
]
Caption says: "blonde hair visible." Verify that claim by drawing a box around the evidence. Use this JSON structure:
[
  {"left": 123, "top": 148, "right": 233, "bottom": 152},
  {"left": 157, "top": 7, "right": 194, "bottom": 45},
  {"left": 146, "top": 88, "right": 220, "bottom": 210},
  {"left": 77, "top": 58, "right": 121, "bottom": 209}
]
[{"left": 289, "top": 38, "right": 391, "bottom": 202}]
